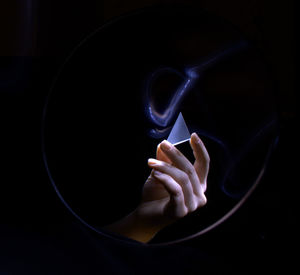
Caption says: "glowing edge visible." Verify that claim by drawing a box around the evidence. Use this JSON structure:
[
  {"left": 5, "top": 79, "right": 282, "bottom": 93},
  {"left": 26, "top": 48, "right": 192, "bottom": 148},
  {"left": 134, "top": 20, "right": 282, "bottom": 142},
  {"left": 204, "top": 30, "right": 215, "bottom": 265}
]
[{"left": 172, "top": 138, "right": 191, "bottom": 146}]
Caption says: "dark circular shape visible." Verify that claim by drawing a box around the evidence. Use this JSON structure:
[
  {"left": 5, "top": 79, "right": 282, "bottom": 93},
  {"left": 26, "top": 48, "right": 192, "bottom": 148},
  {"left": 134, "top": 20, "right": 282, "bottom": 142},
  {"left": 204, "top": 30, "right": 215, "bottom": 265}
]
[{"left": 42, "top": 5, "right": 279, "bottom": 245}]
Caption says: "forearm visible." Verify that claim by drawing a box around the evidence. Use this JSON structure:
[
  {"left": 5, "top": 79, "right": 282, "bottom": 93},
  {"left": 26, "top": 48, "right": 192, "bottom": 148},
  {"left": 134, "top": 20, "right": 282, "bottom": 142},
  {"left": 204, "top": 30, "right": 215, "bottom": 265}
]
[{"left": 103, "top": 210, "right": 162, "bottom": 243}]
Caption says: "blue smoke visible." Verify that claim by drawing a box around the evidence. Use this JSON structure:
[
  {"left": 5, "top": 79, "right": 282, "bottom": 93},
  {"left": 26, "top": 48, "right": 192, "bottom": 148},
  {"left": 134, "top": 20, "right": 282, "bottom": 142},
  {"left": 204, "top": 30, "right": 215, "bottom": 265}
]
[
  {"left": 143, "top": 39, "right": 279, "bottom": 198},
  {"left": 144, "top": 40, "right": 248, "bottom": 138}
]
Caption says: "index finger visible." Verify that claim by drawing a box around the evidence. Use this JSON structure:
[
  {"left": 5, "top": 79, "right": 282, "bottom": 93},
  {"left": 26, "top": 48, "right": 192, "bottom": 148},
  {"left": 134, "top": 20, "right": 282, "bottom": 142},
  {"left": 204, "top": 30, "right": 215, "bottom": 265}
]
[
  {"left": 159, "top": 140, "right": 194, "bottom": 173},
  {"left": 156, "top": 144, "right": 172, "bottom": 164}
]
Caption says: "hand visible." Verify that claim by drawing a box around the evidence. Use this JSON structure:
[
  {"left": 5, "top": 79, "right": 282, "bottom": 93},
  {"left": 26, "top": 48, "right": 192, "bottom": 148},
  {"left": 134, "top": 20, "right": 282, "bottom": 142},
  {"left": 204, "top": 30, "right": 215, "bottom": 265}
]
[
  {"left": 138, "top": 132, "right": 209, "bottom": 226},
  {"left": 103, "top": 133, "right": 209, "bottom": 243}
]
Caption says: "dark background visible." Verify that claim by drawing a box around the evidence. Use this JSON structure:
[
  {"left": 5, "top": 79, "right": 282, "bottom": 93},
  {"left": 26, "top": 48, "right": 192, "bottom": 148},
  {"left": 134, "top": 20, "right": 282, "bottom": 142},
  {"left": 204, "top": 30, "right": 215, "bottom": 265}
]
[{"left": 0, "top": 1, "right": 295, "bottom": 274}]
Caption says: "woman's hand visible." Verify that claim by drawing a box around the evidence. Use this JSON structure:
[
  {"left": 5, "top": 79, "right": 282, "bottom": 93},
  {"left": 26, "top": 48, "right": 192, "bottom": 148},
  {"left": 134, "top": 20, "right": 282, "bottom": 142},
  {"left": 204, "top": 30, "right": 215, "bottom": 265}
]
[{"left": 104, "top": 133, "right": 209, "bottom": 243}]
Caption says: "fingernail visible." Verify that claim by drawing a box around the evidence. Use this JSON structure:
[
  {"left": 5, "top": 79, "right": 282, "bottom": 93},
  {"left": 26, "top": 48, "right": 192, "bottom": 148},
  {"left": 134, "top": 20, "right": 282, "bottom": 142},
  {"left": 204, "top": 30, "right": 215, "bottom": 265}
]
[
  {"left": 191, "top": 133, "right": 200, "bottom": 143},
  {"left": 148, "top": 158, "right": 159, "bottom": 166},
  {"left": 161, "top": 140, "right": 173, "bottom": 151}
]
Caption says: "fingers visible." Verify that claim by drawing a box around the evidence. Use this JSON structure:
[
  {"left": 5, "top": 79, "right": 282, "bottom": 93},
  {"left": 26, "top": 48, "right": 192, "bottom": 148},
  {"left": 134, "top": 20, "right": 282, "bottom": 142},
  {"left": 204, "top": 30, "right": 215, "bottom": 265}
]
[
  {"left": 147, "top": 133, "right": 209, "bottom": 218},
  {"left": 156, "top": 144, "right": 171, "bottom": 164},
  {"left": 148, "top": 158, "right": 202, "bottom": 212},
  {"left": 158, "top": 140, "right": 202, "bottom": 196},
  {"left": 190, "top": 133, "right": 210, "bottom": 190},
  {"left": 152, "top": 170, "right": 188, "bottom": 218}
]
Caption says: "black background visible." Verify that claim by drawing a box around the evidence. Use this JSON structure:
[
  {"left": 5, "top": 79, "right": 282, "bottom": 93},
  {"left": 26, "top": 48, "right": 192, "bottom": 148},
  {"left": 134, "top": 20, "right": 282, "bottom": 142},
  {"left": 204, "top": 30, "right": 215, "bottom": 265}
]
[{"left": 0, "top": 1, "right": 295, "bottom": 274}]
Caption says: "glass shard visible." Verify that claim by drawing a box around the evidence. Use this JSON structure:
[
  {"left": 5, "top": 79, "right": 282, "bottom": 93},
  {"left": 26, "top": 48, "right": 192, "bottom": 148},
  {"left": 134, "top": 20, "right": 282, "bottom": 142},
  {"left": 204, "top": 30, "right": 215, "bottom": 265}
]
[{"left": 167, "top": 112, "right": 191, "bottom": 145}]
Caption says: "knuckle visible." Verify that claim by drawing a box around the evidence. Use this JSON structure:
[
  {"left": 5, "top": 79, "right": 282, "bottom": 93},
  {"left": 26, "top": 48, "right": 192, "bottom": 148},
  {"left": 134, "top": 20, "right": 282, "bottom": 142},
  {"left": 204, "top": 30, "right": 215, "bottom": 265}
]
[
  {"left": 182, "top": 206, "right": 189, "bottom": 216},
  {"left": 174, "top": 206, "right": 188, "bottom": 218},
  {"left": 188, "top": 201, "right": 198, "bottom": 212},
  {"left": 173, "top": 186, "right": 183, "bottom": 198},
  {"left": 185, "top": 165, "right": 195, "bottom": 177},
  {"left": 199, "top": 195, "right": 207, "bottom": 206},
  {"left": 178, "top": 173, "right": 189, "bottom": 185}
]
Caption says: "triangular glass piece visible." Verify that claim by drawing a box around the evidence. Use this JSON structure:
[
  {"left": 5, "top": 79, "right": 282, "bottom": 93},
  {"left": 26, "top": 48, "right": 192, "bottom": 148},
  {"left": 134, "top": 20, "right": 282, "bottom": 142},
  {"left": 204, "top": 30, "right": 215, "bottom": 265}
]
[{"left": 167, "top": 112, "right": 191, "bottom": 145}]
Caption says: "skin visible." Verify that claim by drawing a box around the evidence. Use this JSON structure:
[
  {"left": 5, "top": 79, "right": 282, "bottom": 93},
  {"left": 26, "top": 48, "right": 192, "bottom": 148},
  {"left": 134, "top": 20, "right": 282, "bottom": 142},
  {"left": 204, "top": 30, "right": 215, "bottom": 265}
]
[{"left": 104, "top": 132, "right": 210, "bottom": 243}]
